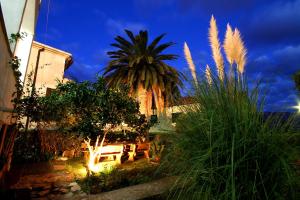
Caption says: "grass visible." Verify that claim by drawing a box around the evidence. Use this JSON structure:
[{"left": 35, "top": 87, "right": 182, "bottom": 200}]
[
  {"left": 76, "top": 159, "right": 164, "bottom": 194},
  {"left": 160, "top": 75, "right": 299, "bottom": 200}
]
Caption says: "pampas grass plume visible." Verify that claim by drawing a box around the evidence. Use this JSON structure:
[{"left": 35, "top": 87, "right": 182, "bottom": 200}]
[
  {"left": 209, "top": 15, "right": 224, "bottom": 80},
  {"left": 205, "top": 65, "right": 212, "bottom": 85},
  {"left": 184, "top": 42, "right": 197, "bottom": 85},
  {"left": 233, "top": 28, "right": 247, "bottom": 74}
]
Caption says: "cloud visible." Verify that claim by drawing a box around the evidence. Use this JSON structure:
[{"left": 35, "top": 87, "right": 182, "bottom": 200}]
[
  {"left": 60, "top": 42, "right": 80, "bottom": 52},
  {"left": 248, "top": 44, "right": 300, "bottom": 77},
  {"left": 38, "top": 27, "right": 63, "bottom": 42},
  {"left": 65, "top": 61, "right": 101, "bottom": 82},
  {"left": 245, "top": 0, "right": 300, "bottom": 44},
  {"left": 177, "top": 0, "right": 262, "bottom": 14},
  {"left": 92, "top": 47, "right": 114, "bottom": 68},
  {"left": 246, "top": 44, "right": 300, "bottom": 111},
  {"left": 106, "top": 18, "right": 146, "bottom": 35}
]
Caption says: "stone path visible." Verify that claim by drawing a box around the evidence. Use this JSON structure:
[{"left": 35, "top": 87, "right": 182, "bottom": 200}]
[
  {"left": 8, "top": 159, "right": 176, "bottom": 200},
  {"left": 9, "top": 160, "right": 88, "bottom": 200},
  {"left": 88, "top": 176, "right": 177, "bottom": 200}
]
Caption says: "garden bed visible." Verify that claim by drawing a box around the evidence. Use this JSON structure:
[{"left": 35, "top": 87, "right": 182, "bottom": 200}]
[{"left": 76, "top": 158, "right": 164, "bottom": 194}]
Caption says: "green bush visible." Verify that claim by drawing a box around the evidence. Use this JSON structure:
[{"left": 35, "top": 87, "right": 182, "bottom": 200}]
[
  {"left": 13, "top": 130, "right": 54, "bottom": 164},
  {"left": 78, "top": 166, "right": 161, "bottom": 194},
  {"left": 161, "top": 76, "right": 299, "bottom": 200}
]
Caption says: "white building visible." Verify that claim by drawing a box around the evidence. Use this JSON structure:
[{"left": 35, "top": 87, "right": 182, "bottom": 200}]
[
  {"left": 0, "top": 0, "right": 41, "bottom": 180},
  {"left": 0, "top": 0, "right": 41, "bottom": 82}
]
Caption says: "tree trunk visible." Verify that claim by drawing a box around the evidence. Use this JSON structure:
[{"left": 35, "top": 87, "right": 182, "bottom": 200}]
[
  {"left": 152, "top": 87, "right": 164, "bottom": 116},
  {"left": 137, "top": 84, "right": 148, "bottom": 116},
  {"left": 146, "top": 90, "right": 153, "bottom": 117},
  {"left": 157, "top": 88, "right": 164, "bottom": 115}
]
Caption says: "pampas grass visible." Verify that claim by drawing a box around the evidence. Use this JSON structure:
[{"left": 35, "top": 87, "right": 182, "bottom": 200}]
[
  {"left": 209, "top": 15, "right": 224, "bottom": 81},
  {"left": 184, "top": 42, "right": 197, "bottom": 85},
  {"left": 233, "top": 28, "right": 247, "bottom": 74},
  {"left": 161, "top": 74, "right": 299, "bottom": 200},
  {"left": 167, "top": 16, "right": 299, "bottom": 200},
  {"left": 205, "top": 65, "right": 212, "bottom": 85},
  {"left": 223, "top": 24, "right": 234, "bottom": 66}
]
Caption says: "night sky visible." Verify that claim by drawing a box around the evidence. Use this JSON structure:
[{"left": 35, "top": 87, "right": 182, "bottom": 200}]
[{"left": 35, "top": 0, "right": 300, "bottom": 112}]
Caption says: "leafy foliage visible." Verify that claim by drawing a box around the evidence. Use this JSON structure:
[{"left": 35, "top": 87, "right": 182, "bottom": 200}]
[
  {"left": 13, "top": 130, "right": 54, "bottom": 163},
  {"left": 161, "top": 74, "right": 299, "bottom": 200},
  {"left": 104, "top": 29, "right": 184, "bottom": 106},
  {"left": 35, "top": 77, "right": 150, "bottom": 139},
  {"left": 78, "top": 164, "right": 161, "bottom": 194}
]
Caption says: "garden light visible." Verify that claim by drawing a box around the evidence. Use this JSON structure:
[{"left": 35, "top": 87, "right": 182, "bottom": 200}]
[{"left": 292, "top": 101, "right": 300, "bottom": 113}]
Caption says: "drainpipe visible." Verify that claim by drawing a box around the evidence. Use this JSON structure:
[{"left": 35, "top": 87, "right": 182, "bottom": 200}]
[{"left": 25, "top": 47, "right": 45, "bottom": 132}]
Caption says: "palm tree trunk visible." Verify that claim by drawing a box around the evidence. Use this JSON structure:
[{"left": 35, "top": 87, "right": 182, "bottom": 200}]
[
  {"left": 137, "top": 84, "right": 147, "bottom": 116},
  {"left": 153, "top": 88, "right": 159, "bottom": 114},
  {"left": 157, "top": 88, "right": 164, "bottom": 115},
  {"left": 146, "top": 90, "right": 153, "bottom": 117}
]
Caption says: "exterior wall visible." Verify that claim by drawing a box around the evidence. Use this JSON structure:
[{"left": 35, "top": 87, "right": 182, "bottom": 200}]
[
  {"left": 0, "top": 0, "right": 26, "bottom": 51},
  {"left": 0, "top": 0, "right": 41, "bottom": 83},
  {"left": 24, "top": 41, "right": 72, "bottom": 96},
  {"left": 14, "top": 0, "right": 41, "bottom": 83},
  {"left": 62, "top": 77, "right": 72, "bottom": 83},
  {"left": 0, "top": 0, "right": 41, "bottom": 181},
  {"left": 164, "top": 103, "right": 199, "bottom": 120},
  {"left": 0, "top": 8, "right": 16, "bottom": 125}
]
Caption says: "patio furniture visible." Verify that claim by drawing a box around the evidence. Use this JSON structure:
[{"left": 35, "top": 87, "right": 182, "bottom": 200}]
[
  {"left": 135, "top": 143, "right": 150, "bottom": 159},
  {"left": 98, "top": 144, "right": 124, "bottom": 164}
]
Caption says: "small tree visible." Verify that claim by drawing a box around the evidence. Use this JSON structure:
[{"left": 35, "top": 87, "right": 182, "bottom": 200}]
[{"left": 36, "top": 77, "right": 150, "bottom": 140}]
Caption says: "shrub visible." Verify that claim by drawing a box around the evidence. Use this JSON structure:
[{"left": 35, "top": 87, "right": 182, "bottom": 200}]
[
  {"left": 78, "top": 165, "right": 161, "bottom": 194},
  {"left": 161, "top": 76, "right": 299, "bottom": 199},
  {"left": 13, "top": 130, "right": 54, "bottom": 163}
]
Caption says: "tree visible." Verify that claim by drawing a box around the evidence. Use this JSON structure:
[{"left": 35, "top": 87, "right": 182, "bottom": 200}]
[
  {"left": 104, "top": 30, "right": 184, "bottom": 116},
  {"left": 35, "top": 77, "right": 150, "bottom": 140}
]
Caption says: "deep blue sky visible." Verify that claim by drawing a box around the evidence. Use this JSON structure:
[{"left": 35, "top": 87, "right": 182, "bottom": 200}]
[{"left": 35, "top": 0, "right": 300, "bottom": 112}]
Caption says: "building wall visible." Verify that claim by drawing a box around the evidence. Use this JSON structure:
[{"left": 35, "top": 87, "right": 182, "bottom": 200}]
[
  {"left": 24, "top": 41, "right": 72, "bottom": 96},
  {"left": 15, "top": 0, "right": 41, "bottom": 83},
  {"left": 0, "top": 0, "right": 26, "bottom": 52},
  {"left": 0, "top": 9, "right": 16, "bottom": 125}
]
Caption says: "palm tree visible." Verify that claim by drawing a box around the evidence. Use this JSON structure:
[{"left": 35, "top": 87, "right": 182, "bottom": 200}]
[{"left": 104, "top": 30, "right": 184, "bottom": 117}]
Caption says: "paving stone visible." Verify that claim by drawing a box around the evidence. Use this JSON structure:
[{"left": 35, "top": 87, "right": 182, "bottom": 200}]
[
  {"left": 87, "top": 176, "right": 177, "bottom": 200},
  {"left": 52, "top": 187, "right": 60, "bottom": 192},
  {"left": 79, "top": 192, "right": 87, "bottom": 197},
  {"left": 38, "top": 189, "right": 50, "bottom": 197},
  {"left": 71, "top": 184, "right": 81, "bottom": 192},
  {"left": 53, "top": 165, "right": 66, "bottom": 171},
  {"left": 64, "top": 192, "right": 74, "bottom": 198},
  {"left": 68, "top": 182, "right": 78, "bottom": 187},
  {"left": 47, "top": 194, "right": 57, "bottom": 200},
  {"left": 59, "top": 188, "right": 69, "bottom": 194}
]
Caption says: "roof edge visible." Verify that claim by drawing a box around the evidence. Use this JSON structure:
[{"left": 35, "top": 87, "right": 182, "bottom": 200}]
[{"left": 33, "top": 41, "right": 72, "bottom": 57}]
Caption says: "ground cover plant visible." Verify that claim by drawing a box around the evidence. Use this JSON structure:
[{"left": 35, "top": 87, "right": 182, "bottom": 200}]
[
  {"left": 160, "top": 17, "right": 300, "bottom": 200},
  {"left": 77, "top": 160, "right": 163, "bottom": 194}
]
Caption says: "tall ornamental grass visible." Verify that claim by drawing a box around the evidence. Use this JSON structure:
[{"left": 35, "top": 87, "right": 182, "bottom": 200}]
[{"left": 161, "top": 16, "right": 299, "bottom": 200}]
